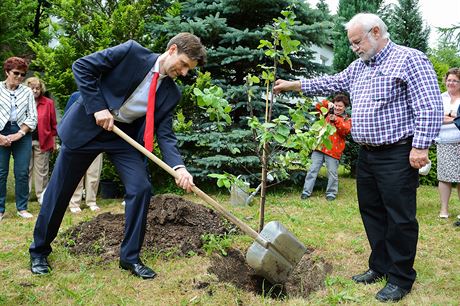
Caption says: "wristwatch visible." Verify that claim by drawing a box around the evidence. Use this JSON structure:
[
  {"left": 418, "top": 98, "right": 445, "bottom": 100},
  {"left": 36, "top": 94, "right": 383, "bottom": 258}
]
[{"left": 18, "top": 130, "right": 26, "bottom": 136}]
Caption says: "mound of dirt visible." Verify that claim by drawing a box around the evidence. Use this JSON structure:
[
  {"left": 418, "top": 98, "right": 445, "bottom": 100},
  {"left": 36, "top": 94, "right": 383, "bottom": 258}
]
[
  {"left": 208, "top": 248, "right": 332, "bottom": 299},
  {"left": 62, "top": 194, "right": 232, "bottom": 260},
  {"left": 62, "top": 193, "right": 332, "bottom": 299}
]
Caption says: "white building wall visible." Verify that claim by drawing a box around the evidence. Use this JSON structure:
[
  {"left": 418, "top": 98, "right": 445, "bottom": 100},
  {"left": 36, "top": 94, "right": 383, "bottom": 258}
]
[{"left": 309, "top": 44, "right": 334, "bottom": 67}]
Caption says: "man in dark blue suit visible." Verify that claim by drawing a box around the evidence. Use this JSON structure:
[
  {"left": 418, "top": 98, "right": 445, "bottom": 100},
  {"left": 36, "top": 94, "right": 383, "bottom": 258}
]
[{"left": 29, "top": 33, "right": 207, "bottom": 279}]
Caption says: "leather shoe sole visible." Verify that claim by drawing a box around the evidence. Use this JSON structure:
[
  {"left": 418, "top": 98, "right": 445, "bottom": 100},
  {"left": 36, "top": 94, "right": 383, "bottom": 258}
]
[
  {"left": 376, "top": 282, "right": 410, "bottom": 302},
  {"left": 119, "top": 260, "right": 157, "bottom": 279},
  {"left": 30, "top": 256, "right": 51, "bottom": 275},
  {"left": 352, "top": 269, "right": 384, "bottom": 284}
]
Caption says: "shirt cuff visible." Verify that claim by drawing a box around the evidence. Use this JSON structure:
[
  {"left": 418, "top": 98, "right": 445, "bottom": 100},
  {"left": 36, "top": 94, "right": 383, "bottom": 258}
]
[
  {"left": 412, "top": 137, "right": 433, "bottom": 150},
  {"left": 173, "top": 165, "right": 186, "bottom": 170},
  {"left": 300, "top": 78, "right": 308, "bottom": 92}
]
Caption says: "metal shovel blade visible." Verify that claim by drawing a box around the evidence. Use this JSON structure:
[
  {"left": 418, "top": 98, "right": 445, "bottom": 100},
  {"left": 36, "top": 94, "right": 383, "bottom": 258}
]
[{"left": 246, "top": 221, "right": 307, "bottom": 284}]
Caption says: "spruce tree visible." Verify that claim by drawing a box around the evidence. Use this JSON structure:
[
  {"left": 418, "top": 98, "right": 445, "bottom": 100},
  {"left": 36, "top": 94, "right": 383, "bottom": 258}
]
[
  {"left": 147, "top": 0, "right": 335, "bottom": 183},
  {"left": 385, "top": 0, "right": 430, "bottom": 52}
]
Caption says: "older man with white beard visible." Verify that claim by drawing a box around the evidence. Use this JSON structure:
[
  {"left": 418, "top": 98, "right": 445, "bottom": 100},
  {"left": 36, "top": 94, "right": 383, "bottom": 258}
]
[{"left": 273, "top": 13, "right": 443, "bottom": 302}]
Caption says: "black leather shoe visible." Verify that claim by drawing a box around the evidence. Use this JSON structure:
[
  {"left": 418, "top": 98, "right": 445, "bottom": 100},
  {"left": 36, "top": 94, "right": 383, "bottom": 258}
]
[
  {"left": 352, "top": 269, "right": 384, "bottom": 284},
  {"left": 300, "top": 193, "right": 309, "bottom": 200},
  {"left": 30, "top": 256, "right": 51, "bottom": 275},
  {"left": 119, "top": 260, "right": 157, "bottom": 279},
  {"left": 375, "top": 282, "right": 410, "bottom": 302}
]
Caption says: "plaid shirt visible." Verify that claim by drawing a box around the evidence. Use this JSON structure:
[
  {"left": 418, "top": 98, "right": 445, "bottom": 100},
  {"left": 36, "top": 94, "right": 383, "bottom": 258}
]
[{"left": 300, "top": 41, "right": 443, "bottom": 149}]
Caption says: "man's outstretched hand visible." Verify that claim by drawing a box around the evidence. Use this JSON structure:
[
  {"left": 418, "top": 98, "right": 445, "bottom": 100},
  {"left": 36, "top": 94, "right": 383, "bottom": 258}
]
[{"left": 273, "top": 79, "right": 301, "bottom": 94}]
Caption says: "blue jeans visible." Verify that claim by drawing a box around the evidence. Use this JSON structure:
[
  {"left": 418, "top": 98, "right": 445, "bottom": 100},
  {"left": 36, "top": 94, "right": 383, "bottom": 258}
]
[
  {"left": 0, "top": 122, "right": 32, "bottom": 212},
  {"left": 302, "top": 150, "right": 339, "bottom": 198}
]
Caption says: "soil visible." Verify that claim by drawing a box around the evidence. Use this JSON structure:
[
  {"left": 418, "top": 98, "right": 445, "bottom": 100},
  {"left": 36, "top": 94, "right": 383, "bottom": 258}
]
[
  {"left": 62, "top": 194, "right": 231, "bottom": 260},
  {"left": 62, "top": 194, "right": 332, "bottom": 299},
  {"left": 208, "top": 248, "right": 333, "bottom": 299}
]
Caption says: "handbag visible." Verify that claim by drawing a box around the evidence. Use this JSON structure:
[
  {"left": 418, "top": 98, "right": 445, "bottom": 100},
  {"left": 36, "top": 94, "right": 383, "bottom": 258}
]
[{"left": 435, "top": 123, "right": 460, "bottom": 144}]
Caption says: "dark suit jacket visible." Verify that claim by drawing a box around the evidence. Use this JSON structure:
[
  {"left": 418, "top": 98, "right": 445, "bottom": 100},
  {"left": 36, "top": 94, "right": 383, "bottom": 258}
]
[
  {"left": 64, "top": 91, "right": 80, "bottom": 113},
  {"left": 455, "top": 104, "right": 460, "bottom": 131},
  {"left": 58, "top": 40, "right": 183, "bottom": 167}
]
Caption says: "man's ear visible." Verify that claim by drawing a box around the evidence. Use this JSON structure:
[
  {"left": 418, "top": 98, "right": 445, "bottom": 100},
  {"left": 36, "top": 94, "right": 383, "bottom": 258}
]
[{"left": 168, "top": 44, "right": 177, "bottom": 55}]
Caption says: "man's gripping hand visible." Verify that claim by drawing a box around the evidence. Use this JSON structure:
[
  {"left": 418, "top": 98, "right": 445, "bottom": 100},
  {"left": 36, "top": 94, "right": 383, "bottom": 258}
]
[
  {"left": 175, "top": 167, "right": 195, "bottom": 193},
  {"left": 94, "top": 109, "right": 114, "bottom": 131}
]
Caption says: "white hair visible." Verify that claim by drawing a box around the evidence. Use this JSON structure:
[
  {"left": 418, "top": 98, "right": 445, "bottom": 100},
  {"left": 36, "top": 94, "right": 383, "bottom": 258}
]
[{"left": 344, "top": 13, "right": 390, "bottom": 39}]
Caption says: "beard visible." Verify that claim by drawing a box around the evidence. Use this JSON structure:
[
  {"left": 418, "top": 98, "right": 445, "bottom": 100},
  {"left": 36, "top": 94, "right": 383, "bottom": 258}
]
[{"left": 357, "top": 36, "right": 378, "bottom": 62}]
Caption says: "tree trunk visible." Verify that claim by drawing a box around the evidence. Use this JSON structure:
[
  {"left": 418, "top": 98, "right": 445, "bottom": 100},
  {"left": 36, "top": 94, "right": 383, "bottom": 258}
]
[{"left": 258, "top": 142, "right": 269, "bottom": 232}]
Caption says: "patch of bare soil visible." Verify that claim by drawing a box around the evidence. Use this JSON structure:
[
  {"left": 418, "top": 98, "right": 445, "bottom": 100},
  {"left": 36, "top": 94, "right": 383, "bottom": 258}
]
[
  {"left": 208, "top": 248, "right": 332, "bottom": 299},
  {"left": 62, "top": 194, "right": 231, "bottom": 260},
  {"left": 62, "top": 194, "right": 332, "bottom": 299}
]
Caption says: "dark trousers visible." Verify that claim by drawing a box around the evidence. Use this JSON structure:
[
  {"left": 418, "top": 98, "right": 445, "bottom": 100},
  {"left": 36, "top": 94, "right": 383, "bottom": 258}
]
[
  {"left": 29, "top": 123, "right": 151, "bottom": 263},
  {"left": 356, "top": 142, "right": 419, "bottom": 290}
]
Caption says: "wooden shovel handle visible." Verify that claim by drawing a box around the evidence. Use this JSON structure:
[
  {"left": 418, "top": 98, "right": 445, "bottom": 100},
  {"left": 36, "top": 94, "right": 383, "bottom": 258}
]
[{"left": 112, "top": 125, "right": 261, "bottom": 241}]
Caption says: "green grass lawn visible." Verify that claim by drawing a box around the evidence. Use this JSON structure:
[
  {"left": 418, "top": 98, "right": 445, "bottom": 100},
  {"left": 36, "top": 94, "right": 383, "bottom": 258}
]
[{"left": 1, "top": 174, "right": 459, "bottom": 305}]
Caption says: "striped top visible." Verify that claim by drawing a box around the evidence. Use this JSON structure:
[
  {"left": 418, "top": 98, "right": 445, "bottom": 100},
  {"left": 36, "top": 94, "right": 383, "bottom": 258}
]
[
  {"left": 0, "top": 81, "right": 37, "bottom": 131},
  {"left": 300, "top": 41, "right": 443, "bottom": 149}
]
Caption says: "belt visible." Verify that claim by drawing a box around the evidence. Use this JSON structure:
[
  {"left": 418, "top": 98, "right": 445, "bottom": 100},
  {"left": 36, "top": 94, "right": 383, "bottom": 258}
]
[{"left": 361, "top": 137, "right": 413, "bottom": 151}]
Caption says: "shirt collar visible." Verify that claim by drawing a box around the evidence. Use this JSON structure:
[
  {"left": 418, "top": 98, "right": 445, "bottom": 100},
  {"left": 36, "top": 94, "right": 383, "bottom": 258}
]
[{"left": 154, "top": 54, "right": 167, "bottom": 80}]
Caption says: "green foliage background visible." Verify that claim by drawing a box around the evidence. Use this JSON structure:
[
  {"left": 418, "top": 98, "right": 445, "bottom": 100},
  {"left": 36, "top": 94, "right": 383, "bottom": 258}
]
[{"left": 2, "top": 0, "right": 459, "bottom": 188}]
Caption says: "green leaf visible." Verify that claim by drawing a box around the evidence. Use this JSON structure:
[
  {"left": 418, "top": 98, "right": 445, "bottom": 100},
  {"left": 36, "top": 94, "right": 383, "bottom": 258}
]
[
  {"left": 250, "top": 75, "right": 260, "bottom": 83},
  {"left": 274, "top": 134, "right": 286, "bottom": 143}
]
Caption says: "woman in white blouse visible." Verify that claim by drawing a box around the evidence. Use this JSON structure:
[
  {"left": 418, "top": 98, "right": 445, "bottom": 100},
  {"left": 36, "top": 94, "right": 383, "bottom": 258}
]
[
  {"left": 0, "top": 57, "right": 37, "bottom": 221},
  {"left": 436, "top": 68, "right": 460, "bottom": 219}
]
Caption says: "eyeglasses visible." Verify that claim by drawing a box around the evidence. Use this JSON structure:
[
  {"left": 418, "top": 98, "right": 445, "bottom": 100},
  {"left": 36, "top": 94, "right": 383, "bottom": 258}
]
[
  {"left": 446, "top": 79, "right": 460, "bottom": 84},
  {"left": 349, "top": 28, "right": 372, "bottom": 50},
  {"left": 10, "top": 71, "right": 26, "bottom": 77}
]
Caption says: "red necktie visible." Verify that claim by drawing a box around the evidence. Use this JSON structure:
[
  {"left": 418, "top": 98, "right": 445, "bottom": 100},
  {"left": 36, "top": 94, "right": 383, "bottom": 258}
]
[{"left": 144, "top": 72, "right": 160, "bottom": 152}]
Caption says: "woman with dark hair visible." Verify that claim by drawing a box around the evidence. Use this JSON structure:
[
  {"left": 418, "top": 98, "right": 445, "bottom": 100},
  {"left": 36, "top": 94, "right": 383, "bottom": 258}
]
[
  {"left": 25, "top": 77, "right": 57, "bottom": 204},
  {"left": 300, "top": 93, "right": 352, "bottom": 201},
  {"left": 0, "top": 57, "right": 37, "bottom": 221}
]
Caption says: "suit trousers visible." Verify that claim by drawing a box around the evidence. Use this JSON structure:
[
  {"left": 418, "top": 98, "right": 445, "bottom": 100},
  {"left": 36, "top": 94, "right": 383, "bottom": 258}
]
[
  {"left": 30, "top": 123, "right": 152, "bottom": 263},
  {"left": 69, "top": 153, "right": 103, "bottom": 208},
  {"left": 29, "top": 140, "right": 50, "bottom": 202},
  {"left": 356, "top": 142, "right": 419, "bottom": 290}
]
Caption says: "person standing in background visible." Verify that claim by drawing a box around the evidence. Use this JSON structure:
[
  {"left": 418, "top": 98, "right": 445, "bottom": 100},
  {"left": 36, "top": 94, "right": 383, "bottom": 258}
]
[
  {"left": 274, "top": 13, "right": 443, "bottom": 302},
  {"left": 435, "top": 68, "right": 460, "bottom": 219},
  {"left": 0, "top": 57, "right": 37, "bottom": 220},
  {"left": 65, "top": 92, "right": 102, "bottom": 213},
  {"left": 25, "top": 77, "right": 57, "bottom": 205},
  {"left": 301, "top": 93, "right": 351, "bottom": 201}
]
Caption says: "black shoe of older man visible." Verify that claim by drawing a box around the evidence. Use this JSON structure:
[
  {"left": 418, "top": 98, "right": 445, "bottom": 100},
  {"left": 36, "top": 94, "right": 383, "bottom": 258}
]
[
  {"left": 119, "top": 260, "right": 157, "bottom": 279},
  {"left": 375, "top": 283, "right": 410, "bottom": 302},
  {"left": 352, "top": 269, "right": 384, "bottom": 284},
  {"left": 30, "top": 256, "right": 51, "bottom": 275}
]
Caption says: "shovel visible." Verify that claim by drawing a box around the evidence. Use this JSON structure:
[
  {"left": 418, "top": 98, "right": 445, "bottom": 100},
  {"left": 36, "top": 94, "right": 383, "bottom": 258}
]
[{"left": 113, "top": 125, "right": 307, "bottom": 284}]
